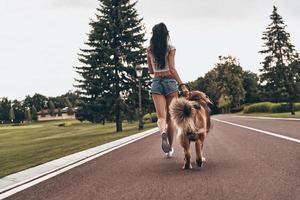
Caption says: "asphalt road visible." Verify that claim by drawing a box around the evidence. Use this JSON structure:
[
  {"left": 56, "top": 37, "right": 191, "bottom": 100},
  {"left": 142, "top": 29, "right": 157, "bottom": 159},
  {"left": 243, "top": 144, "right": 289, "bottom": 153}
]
[{"left": 6, "top": 115, "right": 300, "bottom": 200}]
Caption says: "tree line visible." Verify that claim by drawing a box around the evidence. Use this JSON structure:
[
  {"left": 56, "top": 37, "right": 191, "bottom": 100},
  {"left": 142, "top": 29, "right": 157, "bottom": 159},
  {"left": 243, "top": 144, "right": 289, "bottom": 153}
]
[
  {"left": 74, "top": 2, "right": 300, "bottom": 133},
  {"left": 3, "top": 3, "right": 298, "bottom": 131},
  {"left": 0, "top": 91, "right": 79, "bottom": 123},
  {"left": 188, "top": 6, "right": 300, "bottom": 115}
]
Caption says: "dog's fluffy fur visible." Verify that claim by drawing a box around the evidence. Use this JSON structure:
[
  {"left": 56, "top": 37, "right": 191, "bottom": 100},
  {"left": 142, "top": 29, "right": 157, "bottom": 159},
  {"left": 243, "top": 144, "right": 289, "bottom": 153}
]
[{"left": 169, "top": 91, "right": 212, "bottom": 169}]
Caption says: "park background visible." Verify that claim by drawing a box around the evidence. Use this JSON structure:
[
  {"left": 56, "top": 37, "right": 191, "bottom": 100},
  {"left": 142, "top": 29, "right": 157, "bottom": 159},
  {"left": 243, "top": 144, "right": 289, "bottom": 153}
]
[{"left": 0, "top": 0, "right": 300, "bottom": 177}]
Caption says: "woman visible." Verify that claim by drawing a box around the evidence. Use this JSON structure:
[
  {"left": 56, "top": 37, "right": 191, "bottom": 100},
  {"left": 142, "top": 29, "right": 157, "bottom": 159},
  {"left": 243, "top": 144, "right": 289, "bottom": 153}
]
[{"left": 147, "top": 23, "right": 189, "bottom": 157}]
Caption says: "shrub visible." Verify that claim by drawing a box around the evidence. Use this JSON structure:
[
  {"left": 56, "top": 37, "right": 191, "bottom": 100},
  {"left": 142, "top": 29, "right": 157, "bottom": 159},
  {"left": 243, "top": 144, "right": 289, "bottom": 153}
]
[
  {"left": 243, "top": 102, "right": 272, "bottom": 113},
  {"left": 294, "top": 103, "right": 300, "bottom": 111},
  {"left": 243, "top": 102, "right": 300, "bottom": 113},
  {"left": 269, "top": 103, "right": 290, "bottom": 113},
  {"left": 231, "top": 106, "right": 244, "bottom": 113},
  {"left": 143, "top": 113, "right": 157, "bottom": 123}
]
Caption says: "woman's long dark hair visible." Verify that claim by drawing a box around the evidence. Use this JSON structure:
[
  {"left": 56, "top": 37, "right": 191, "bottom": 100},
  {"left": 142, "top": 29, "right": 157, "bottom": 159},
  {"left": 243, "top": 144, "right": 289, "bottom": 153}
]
[{"left": 150, "top": 23, "right": 169, "bottom": 70}]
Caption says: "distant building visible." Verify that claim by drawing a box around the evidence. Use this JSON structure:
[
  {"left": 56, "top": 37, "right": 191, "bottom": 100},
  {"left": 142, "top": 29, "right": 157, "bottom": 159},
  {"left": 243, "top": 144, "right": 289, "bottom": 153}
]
[{"left": 37, "top": 107, "right": 78, "bottom": 121}]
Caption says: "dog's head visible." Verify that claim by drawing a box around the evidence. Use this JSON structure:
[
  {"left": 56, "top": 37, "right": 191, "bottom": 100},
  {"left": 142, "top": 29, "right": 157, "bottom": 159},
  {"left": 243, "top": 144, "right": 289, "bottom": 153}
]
[{"left": 188, "top": 91, "right": 213, "bottom": 106}]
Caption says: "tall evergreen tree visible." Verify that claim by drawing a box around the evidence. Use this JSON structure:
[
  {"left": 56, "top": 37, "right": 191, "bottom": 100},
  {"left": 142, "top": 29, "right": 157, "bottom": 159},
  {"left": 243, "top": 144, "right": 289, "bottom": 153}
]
[
  {"left": 259, "top": 6, "right": 300, "bottom": 114},
  {"left": 75, "top": 0, "right": 149, "bottom": 131}
]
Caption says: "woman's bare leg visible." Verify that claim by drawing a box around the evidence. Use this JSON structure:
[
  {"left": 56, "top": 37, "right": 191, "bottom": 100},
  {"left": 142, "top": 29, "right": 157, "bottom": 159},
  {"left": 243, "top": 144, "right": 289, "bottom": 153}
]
[
  {"left": 152, "top": 94, "right": 167, "bottom": 133},
  {"left": 166, "top": 92, "right": 178, "bottom": 147}
]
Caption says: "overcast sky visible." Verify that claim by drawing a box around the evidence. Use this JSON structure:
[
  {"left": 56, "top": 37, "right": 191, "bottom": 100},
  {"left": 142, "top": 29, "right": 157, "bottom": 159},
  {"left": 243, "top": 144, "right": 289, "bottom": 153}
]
[{"left": 1, "top": 0, "right": 299, "bottom": 100}]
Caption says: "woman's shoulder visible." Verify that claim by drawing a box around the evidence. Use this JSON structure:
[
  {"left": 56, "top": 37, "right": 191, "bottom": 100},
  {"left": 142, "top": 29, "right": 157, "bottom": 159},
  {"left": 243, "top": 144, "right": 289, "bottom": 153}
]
[{"left": 168, "top": 43, "right": 176, "bottom": 51}]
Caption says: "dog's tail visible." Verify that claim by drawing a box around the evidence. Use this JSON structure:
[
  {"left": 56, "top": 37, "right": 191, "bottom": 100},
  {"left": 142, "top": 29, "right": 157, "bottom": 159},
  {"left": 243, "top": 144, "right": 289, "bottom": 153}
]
[{"left": 169, "top": 98, "right": 193, "bottom": 126}]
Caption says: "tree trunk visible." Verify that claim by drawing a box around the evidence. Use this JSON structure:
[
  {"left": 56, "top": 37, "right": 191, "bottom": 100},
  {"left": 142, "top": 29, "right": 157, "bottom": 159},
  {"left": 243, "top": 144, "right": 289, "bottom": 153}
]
[
  {"left": 114, "top": 48, "right": 122, "bottom": 132},
  {"left": 115, "top": 98, "right": 122, "bottom": 132},
  {"left": 289, "top": 101, "right": 295, "bottom": 115}
]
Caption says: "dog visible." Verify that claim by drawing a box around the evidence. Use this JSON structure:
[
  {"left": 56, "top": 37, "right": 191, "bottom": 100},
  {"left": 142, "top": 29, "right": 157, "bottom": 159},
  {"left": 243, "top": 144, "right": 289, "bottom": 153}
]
[{"left": 169, "top": 91, "right": 213, "bottom": 169}]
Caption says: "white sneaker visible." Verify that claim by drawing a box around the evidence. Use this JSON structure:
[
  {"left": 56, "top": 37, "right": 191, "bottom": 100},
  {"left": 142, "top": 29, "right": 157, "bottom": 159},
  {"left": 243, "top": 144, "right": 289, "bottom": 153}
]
[{"left": 166, "top": 148, "right": 174, "bottom": 158}]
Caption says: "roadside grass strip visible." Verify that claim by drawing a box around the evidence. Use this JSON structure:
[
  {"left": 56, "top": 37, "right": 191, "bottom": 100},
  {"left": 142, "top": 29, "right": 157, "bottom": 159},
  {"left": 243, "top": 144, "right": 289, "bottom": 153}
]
[
  {"left": 0, "top": 120, "right": 156, "bottom": 177},
  {"left": 0, "top": 128, "right": 158, "bottom": 199}
]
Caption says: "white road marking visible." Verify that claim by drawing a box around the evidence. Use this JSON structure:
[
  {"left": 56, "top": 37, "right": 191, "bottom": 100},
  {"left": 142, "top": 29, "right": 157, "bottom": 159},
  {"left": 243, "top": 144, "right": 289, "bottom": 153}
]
[
  {"left": 212, "top": 118, "right": 300, "bottom": 144},
  {"left": 231, "top": 115, "right": 300, "bottom": 121}
]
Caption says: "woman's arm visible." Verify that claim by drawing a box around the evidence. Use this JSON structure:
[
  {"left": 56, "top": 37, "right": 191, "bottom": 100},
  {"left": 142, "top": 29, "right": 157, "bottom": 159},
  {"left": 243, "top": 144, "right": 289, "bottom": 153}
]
[
  {"left": 147, "top": 52, "right": 154, "bottom": 74},
  {"left": 168, "top": 49, "right": 189, "bottom": 95},
  {"left": 168, "top": 49, "right": 183, "bottom": 84}
]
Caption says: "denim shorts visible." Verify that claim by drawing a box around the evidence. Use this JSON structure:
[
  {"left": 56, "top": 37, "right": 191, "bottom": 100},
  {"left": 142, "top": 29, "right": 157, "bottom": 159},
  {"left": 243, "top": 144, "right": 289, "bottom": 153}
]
[{"left": 150, "top": 77, "right": 179, "bottom": 96}]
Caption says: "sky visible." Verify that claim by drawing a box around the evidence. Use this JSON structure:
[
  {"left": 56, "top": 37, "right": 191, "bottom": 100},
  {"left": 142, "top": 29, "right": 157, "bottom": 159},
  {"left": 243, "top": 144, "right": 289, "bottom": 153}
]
[{"left": 0, "top": 0, "right": 300, "bottom": 100}]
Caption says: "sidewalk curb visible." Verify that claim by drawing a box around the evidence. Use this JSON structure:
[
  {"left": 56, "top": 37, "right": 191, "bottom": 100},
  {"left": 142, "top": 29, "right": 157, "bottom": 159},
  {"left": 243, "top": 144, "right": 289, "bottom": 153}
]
[{"left": 0, "top": 127, "right": 158, "bottom": 199}]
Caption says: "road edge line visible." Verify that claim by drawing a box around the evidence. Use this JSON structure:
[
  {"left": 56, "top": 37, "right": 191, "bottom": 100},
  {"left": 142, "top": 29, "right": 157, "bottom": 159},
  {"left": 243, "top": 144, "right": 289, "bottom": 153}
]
[
  {"left": 231, "top": 115, "right": 300, "bottom": 121},
  {"left": 212, "top": 118, "right": 300, "bottom": 144}
]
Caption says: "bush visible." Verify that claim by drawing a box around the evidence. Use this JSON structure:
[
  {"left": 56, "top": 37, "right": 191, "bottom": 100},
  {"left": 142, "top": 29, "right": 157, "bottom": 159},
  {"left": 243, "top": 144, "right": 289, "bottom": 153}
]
[
  {"left": 243, "top": 102, "right": 271, "bottom": 113},
  {"left": 231, "top": 106, "right": 244, "bottom": 113},
  {"left": 295, "top": 103, "right": 300, "bottom": 111},
  {"left": 269, "top": 103, "right": 290, "bottom": 113},
  {"left": 143, "top": 113, "right": 157, "bottom": 123},
  {"left": 243, "top": 102, "right": 300, "bottom": 113}
]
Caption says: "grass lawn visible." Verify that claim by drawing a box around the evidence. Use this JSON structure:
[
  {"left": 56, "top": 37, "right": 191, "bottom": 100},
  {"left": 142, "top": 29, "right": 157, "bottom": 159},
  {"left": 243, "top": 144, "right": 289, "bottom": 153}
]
[
  {"left": 234, "top": 111, "right": 300, "bottom": 118},
  {"left": 0, "top": 120, "right": 157, "bottom": 178}
]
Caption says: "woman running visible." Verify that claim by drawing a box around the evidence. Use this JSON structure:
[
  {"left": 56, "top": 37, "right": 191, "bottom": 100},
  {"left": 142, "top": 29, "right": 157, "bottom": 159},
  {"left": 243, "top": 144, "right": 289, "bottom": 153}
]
[{"left": 147, "top": 22, "right": 189, "bottom": 157}]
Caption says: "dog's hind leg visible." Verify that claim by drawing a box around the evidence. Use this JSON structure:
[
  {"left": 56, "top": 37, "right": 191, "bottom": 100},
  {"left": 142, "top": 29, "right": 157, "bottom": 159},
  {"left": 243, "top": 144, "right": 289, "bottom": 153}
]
[
  {"left": 180, "top": 136, "right": 192, "bottom": 169},
  {"left": 201, "top": 133, "right": 207, "bottom": 162},
  {"left": 195, "top": 139, "right": 203, "bottom": 167},
  {"left": 183, "top": 147, "right": 192, "bottom": 169},
  {"left": 195, "top": 134, "right": 205, "bottom": 167}
]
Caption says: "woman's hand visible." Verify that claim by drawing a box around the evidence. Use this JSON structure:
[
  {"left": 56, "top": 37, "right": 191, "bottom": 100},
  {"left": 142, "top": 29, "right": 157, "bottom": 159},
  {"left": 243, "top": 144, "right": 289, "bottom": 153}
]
[{"left": 179, "top": 84, "right": 189, "bottom": 97}]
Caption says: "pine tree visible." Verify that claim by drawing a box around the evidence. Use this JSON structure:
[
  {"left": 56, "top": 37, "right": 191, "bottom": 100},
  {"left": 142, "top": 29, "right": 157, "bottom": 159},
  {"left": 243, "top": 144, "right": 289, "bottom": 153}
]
[
  {"left": 259, "top": 6, "right": 300, "bottom": 114},
  {"left": 75, "top": 0, "right": 150, "bottom": 131}
]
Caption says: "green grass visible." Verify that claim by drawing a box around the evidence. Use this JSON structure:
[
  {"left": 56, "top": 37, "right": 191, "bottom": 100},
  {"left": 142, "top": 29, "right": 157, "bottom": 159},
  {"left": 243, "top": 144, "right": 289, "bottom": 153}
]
[
  {"left": 234, "top": 111, "right": 300, "bottom": 118},
  {"left": 0, "top": 120, "right": 156, "bottom": 178}
]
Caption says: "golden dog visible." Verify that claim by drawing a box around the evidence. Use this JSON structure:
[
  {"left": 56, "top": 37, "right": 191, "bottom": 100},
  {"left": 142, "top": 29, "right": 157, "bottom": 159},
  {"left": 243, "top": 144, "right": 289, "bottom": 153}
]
[{"left": 169, "top": 91, "right": 213, "bottom": 169}]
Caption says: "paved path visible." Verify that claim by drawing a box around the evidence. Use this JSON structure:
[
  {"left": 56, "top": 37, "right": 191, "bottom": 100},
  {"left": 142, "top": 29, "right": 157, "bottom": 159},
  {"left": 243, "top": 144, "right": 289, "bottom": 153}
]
[{"left": 6, "top": 115, "right": 300, "bottom": 200}]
